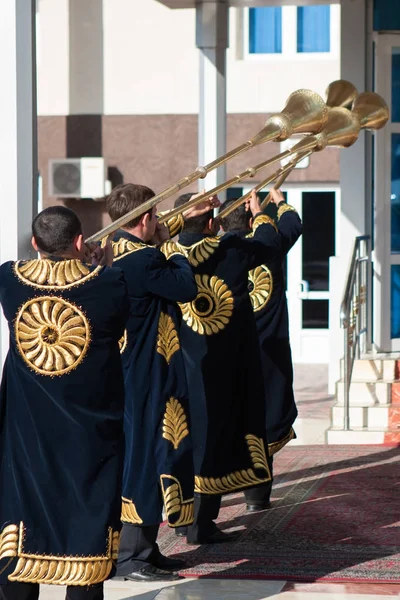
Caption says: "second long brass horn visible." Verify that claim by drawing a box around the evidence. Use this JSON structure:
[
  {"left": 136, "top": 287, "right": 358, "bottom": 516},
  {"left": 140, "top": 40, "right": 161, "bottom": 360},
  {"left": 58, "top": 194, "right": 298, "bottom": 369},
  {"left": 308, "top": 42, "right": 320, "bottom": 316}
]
[{"left": 352, "top": 92, "right": 389, "bottom": 130}]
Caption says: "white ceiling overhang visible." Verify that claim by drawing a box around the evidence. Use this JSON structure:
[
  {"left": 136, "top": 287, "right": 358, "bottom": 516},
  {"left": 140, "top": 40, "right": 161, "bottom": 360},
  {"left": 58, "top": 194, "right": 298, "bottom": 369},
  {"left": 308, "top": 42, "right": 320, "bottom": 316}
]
[{"left": 156, "top": 0, "right": 335, "bottom": 8}]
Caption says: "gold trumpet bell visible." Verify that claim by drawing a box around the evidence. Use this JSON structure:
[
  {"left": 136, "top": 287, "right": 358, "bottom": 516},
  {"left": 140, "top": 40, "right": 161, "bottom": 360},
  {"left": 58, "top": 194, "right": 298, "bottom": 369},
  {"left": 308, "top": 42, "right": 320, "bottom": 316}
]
[
  {"left": 352, "top": 92, "right": 389, "bottom": 130},
  {"left": 252, "top": 89, "right": 328, "bottom": 146},
  {"left": 316, "top": 107, "right": 360, "bottom": 150},
  {"left": 326, "top": 80, "right": 358, "bottom": 109}
]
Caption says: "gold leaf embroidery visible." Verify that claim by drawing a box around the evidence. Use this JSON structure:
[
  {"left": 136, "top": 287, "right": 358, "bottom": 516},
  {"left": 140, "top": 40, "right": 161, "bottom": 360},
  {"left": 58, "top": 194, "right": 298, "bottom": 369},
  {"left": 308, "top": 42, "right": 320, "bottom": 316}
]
[
  {"left": 119, "top": 330, "right": 128, "bottom": 354},
  {"left": 247, "top": 214, "right": 278, "bottom": 238},
  {"left": 156, "top": 313, "right": 180, "bottom": 364},
  {"left": 0, "top": 524, "right": 18, "bottom": 558},
  {"left": 162, "top": 398, "right": 189, "bottom": 450},
  {"left": 194, "top": 434, "right": 271, "bottom": 495},
  {"left": 15, "top": 297, "right": 90, "bottom": 377},
  {"left": 121, "top": 497, "right": 143, "bottom": 525},
  {"left": 159, "top": 241, "right": 184, "bottom": 260},
  {"left": 112, "top": 238, "right": 148, "bottom": 261},
  {"left": 179, "top": 237, "right": 220, "bottom": 267},
  {"left": 0, "top": 523, "right": 119, "bottom": 586},
  {"left": 268, "top": 427, "right": 296, "bottom": 456},
  {"left": 160, "top": 475, "right": 194, "bottom": 528},
  {"left": 180, "top": 274, "right": 234, "bottom": 336},
  {"left": 14, "top": 260, "right": 100, "bottom": 290},
  {"left": 159, "top": 213, "right": 184, "bottom": 239},
  {"left": 248, "top": 265, "right": 273, "bottom": 312},
  {"left": 277, "top": 203, "right": 297, "bottom": 220}
]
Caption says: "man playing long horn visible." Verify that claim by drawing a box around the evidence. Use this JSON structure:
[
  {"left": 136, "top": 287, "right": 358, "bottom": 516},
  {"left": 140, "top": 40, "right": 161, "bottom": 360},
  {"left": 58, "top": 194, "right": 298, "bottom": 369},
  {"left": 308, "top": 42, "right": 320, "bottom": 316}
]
[
  {"left": 219, "top": 190, "right": 302, "bottom": 510},
  {"left": 0, "top": 206, "right": 129, "bottom": 600},
  {"left": 164, "top": 189, "right": 281, "bottom": 545}
]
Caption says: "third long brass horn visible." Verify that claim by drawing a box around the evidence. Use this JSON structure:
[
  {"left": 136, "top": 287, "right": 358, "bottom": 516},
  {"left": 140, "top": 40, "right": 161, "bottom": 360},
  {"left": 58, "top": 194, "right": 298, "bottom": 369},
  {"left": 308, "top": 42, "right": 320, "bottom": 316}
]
[
  {"left": 352, "top": 92, "right": 389, "bottom": 130},
  {"left": 86, "top": 89, "right": 329, "bottom": 243},
  {"left": 326, "top": 80, "right": 358, "bottom": 109}
]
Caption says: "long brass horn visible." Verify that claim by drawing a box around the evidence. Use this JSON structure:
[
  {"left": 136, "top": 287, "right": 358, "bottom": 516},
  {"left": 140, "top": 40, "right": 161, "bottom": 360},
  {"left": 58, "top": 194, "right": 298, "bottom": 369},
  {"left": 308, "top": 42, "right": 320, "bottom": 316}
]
[
  {"left": 326, "top": 80, "right": 358, "bottom": 108},
  {"left": 352, "top": 92, "right": 389, "bottom": 130},
  {"left": 86, "top": 90, "right": 328, "bottom": 243}
]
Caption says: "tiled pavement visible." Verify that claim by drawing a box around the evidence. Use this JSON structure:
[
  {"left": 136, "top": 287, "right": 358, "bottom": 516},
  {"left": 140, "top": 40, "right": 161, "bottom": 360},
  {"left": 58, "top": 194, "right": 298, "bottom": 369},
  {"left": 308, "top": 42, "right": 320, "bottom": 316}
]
[{"left": 40, "top": 365, "right": 400, "bottom": 600}]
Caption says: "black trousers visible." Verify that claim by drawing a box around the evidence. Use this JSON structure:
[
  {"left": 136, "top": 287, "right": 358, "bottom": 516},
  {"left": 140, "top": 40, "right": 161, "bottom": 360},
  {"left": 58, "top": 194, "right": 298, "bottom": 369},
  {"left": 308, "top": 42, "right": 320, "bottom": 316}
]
[
  {"left": 116, "top": 523, "right": 161, "bottom": 576},
  {"left": 176, "top": 493, "right": 221, "bottom": 543},
  {"left": 0, "top": 581, "right": 103, "bottom": 600},
  {"left": 244, "top": 456, "right": 274, "bottom": 505}
]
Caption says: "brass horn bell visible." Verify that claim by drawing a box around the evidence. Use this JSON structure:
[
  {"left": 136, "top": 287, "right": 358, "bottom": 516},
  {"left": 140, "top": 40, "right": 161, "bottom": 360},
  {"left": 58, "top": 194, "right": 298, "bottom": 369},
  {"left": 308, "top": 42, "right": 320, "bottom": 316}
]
[
  {"left": 326, "top": 80, "right": 358, "bottom": 109},
  {"left": 352, "top": 92, "right": 389, "bottom": 130}
]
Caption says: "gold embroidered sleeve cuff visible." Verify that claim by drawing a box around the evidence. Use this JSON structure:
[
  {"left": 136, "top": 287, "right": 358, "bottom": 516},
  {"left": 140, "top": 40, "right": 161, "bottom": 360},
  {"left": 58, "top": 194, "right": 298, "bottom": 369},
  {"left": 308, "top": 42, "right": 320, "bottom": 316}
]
[
  {"left": 159, "top": 212, "right": 185, "bottom": 238},
  {"left": 277, "top": 203, "right": 297, "bottom": 220},
  {"left": 252, "top": 214, "right": 277, "bottom": 233}
]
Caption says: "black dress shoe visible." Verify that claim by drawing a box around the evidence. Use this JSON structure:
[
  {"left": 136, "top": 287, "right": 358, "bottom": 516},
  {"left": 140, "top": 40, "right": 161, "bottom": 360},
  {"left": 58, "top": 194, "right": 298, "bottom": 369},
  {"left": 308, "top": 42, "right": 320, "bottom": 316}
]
[
  {"left": 246, "top": 501, "right": 271, "bottom": 512},
  {"left": 187, "top": 528, "right": 238, "bottom": 545},
  {"left": 151, "top": 554, "right": 186, "bottom": 571},
  {"left": 121, "top": 564, "right": 181, "bottom": 582}
]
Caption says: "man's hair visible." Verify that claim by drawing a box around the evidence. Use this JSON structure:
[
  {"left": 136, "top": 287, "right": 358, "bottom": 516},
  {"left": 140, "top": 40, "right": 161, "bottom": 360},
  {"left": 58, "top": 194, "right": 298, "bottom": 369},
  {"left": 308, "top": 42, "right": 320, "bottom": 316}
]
[
  {"left": 32, "top": 206, "right": 82, "bottom": 255},
  {"left": 219, "top": 199, "right": 251, "bottom": 232},
  {"left": 107, "top": 183, "right": 155, "bottom": 228},
  {"left": 174, "top": 193, "right": 214, "bottom": 234}
]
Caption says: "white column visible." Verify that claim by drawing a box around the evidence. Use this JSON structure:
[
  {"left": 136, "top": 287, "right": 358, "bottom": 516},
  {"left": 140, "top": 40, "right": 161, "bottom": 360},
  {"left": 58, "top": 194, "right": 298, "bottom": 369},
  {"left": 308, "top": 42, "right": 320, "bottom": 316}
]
[
  {"left": 0, "top": 0, "right": 38, "bottom": 365},
  {"left": 328, "top": 0, "right": 367, "bottom": 393},
  {"left": 196, "top": 1, "right": 228, "bottom": 198}
]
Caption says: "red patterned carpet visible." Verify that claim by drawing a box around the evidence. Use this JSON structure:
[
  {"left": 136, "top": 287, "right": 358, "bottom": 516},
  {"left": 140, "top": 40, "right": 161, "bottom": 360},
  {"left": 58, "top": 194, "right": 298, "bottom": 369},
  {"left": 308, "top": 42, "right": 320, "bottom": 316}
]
[{"left": 159, "top": 445, "right": 400, "bottom": 583}]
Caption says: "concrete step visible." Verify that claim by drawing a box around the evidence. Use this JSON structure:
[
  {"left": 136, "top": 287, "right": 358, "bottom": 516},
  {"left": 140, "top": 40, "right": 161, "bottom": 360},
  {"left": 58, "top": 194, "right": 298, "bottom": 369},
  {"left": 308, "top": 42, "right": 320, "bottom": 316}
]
[
  {"left": 327, "top": 427, "right": 400, "bottom": 445},
  {"left": 332, "top": 404, "right": 392, "bottom": 429},
  {"left": 340, "top": 358, "right": 397, "bottom": 382},
  {"left": 336, "top": 381, "right": 391, "bottom": 406}
]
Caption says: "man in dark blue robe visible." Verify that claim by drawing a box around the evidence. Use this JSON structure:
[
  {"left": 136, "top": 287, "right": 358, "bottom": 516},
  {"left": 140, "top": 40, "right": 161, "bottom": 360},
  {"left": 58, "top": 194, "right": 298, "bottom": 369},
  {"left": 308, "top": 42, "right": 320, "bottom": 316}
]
[
  {"left": 106, "top": 184, "right": 199, "bottom": 583},
  {"left": 167, "top": 190, "right": 280, "bottom": 545},
  {"left": 220, "top": 192, "right": 302, "bottom": 510},
  {"left": 0, "top": 207, "right": 129, "bottom": 600}
]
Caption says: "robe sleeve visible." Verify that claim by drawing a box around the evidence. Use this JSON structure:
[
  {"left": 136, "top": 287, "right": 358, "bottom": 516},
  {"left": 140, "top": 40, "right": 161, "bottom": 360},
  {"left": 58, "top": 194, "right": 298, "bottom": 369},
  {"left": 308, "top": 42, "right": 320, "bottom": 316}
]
[
  {"left": 240, "top": 214, "right": 282, "bottom": 270},
  {"left": 146, "top": 248, "right": 197, "bottom": 303},
  {"left": 158, "top": 212, "right": 184, "bottom": 238},
  {"left": 277, "top": 203, "right": 303, "bottom": 255}
]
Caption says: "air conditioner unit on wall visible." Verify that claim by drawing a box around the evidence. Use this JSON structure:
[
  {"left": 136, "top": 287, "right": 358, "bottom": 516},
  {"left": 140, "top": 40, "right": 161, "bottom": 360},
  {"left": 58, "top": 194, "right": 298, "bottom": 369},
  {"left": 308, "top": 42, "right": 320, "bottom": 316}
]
[{"left": 49, "top": 158, "right": 107, "bottom": 199}]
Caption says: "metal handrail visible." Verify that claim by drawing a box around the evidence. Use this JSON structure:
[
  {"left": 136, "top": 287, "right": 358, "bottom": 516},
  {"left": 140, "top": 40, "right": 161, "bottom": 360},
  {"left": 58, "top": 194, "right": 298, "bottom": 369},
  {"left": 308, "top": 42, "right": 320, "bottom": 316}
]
[{"left": 340, "top": 235, "right": 372, "bottom": 430}]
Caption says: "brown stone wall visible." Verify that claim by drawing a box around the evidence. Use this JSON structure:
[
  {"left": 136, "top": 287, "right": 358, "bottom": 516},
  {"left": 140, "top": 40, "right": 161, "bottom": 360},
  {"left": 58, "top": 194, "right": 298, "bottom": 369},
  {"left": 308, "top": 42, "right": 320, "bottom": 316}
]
[{"left": 38, "top": 114, "right": 340, "bottom": 238}]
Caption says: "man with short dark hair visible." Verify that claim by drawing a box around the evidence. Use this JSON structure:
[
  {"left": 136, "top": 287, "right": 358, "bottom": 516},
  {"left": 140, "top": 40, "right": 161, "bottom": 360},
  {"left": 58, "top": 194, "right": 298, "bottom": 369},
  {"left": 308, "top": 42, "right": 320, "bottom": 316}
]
[
  {"left": 107, "top": 183, "right": 210, "bottom": 583},
  {"left": 220, "top": 192, "right": 302, "bottom": 511},
  {"left": 0, "top": 206, "right": 129, "bottom": 600},
  {"left": 170, "top": 190, "right": 280, "bottom": 545}
]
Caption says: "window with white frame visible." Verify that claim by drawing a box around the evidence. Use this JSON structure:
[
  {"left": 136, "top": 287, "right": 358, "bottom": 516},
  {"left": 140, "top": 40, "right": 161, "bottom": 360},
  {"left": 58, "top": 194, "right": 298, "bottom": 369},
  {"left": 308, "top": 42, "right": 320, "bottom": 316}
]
[{"left": 244, "top": 4, "right": 340, "bottom": 59}]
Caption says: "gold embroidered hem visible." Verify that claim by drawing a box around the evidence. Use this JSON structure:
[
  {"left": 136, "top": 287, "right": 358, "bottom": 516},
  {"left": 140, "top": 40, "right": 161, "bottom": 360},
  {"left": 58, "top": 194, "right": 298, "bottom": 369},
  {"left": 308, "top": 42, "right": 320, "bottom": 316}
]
[
  {"left": 14, "top": 260, "right": 100, "bottom": 290},
  {"left": 277, "top": 203, "right": 297, "bottom": 220},
  {"left": 121, "top": 498, "right": 143, "bottom": 525},
  {"left": 180, "top": 274, "right": 234, "bottom": 336},
  {"left": 119, "top": 330, "right": 128, "bottom": 354},
  {"left": 252, "top": 214, "right": 278, "bottom": 233},
  {"left": 268, "top": 427, "right": 296, "bottom": 456},
  {"left": 162, "top": 398, "right": 189, "bottom": 450},
  {"left": 160, "top": 476, "right": 194, "bottom": 528},
  {"left": 112, "top": 238, "right": 148, "bottom": 261},
  {"left": 178, "top": 237, "right": 220, "bottom": 267},
  {"left": 156, "top": 313, "right": 180, "bottom": 364},
  {"left": 0, "top": 523, "right": 119, "bottom": 586},
  {"left": 159, "top": 241, "right": 184, "bottom": 260},
  {"left": 248, "top": 265, "right": 273, "bottom": 312},
  {"left": 15, "top": 296, "right": 91, "bottom": 377},
  {"left": 194, "top": 434, "right": 271, "bottom": 495}
]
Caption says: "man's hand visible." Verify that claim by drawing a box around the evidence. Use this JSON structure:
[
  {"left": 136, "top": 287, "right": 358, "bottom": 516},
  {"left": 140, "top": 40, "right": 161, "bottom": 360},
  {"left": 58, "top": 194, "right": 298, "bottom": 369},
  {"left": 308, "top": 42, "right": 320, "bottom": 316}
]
[
  {"left": 183, "top": 193, "right": 221, "bottom": 219},
  {"left": 151, "top": 221, "right": 170, "bottom": 246},
  {"left": 249, "top": 189, "right": 262, "bottom": 217},
  {"left": 269, "top": 188, "right": 285, "bottom": 206}
]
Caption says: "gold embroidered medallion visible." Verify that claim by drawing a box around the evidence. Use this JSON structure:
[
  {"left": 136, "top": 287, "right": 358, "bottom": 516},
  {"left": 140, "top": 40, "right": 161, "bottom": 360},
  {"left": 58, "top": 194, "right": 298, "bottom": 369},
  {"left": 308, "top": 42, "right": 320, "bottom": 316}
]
[
  {"left": 160, "top": 475, "right": 194, "bottom": 528},
  {"left": 180, "top": 274, "right": 234, "bottom": 336},
  {"left": 121, "top": 497, "right": 143, "bottom": 524},
  {"left": 248, "top": 265, "right": 273, "bottom": 312},
  {"left": 112, "top": 238, "right": 147, "bottom": 261},
  {"left": 15, "top": 297, "right": 90, "bottom": 376},
  {"left": 162, "top": 398, "right": 189, "bottom": 450},
  {"left": 119, "top": 330, "right": 128, "bottom": 354},
  {"left": 0, "top": 522, "right": 119, "bottom": 586},
  {"left": 194, "top": 434, "right": 271, "bottom": 494},
  {"left": 156, "top": 313, "right": 180, "bottom": 364},
  {"left": 14, "top": 259, "right": 99, "bottom": 290}
]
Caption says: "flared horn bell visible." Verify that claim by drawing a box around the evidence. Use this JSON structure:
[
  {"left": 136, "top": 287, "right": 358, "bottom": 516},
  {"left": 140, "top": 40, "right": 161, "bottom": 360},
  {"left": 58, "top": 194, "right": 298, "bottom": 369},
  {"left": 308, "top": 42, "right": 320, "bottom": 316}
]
[
  {"left": 251, "top": 89, "right": 328, "bottom": 146},
  {"left": 352, "top": 92, "right": 389, "bottom": 130},
  {"left": 326, "top": 80, "right": 358, "bottom": 109},
  {"left": 314, "top": 107, "right": 361, "bottom": 150}
]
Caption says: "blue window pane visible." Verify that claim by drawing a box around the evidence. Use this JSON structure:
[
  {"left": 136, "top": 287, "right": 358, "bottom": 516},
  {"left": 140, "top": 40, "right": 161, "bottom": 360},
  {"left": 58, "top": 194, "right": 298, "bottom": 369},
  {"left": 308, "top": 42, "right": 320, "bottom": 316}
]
[
  {"left": 249, "top": 7, "right": 282, "bottom": 54},
  {"left": 391, "top": 266, "right": 400, "bottom": 337},
  {"left": 374, "top": 0, "right": 400, "bottom": 31},
  {"left": 297, "top": 6, "right": 330, "bottom": 53},
  {"left": 392, "top": 49, "right": 400, "bottom": 123},
  {"left": 391, "top": 134, "right": 400, "bottom": 253}
]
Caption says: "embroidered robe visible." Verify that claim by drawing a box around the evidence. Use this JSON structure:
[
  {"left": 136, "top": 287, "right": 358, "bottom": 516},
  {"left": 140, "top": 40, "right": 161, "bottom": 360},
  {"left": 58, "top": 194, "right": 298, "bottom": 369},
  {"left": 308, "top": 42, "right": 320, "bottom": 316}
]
[
  {"left": 0, "top": 257, "right": 129, "bottom": 587},
  {"left": 112, "top": 230, "right": 196, "bottom": 528}
]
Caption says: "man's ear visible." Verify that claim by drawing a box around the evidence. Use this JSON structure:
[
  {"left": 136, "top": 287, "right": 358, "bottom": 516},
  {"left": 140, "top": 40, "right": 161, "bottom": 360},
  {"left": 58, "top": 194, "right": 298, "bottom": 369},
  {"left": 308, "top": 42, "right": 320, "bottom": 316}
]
[
  {"left": 75, "top": 234, "right": 84, "bottom": 252},
  {"left": 31, "top": 236, "right": 39, "bottom": 253},
  {"left": 142, "top": 212, "right": 150, "bottom": 229}
]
